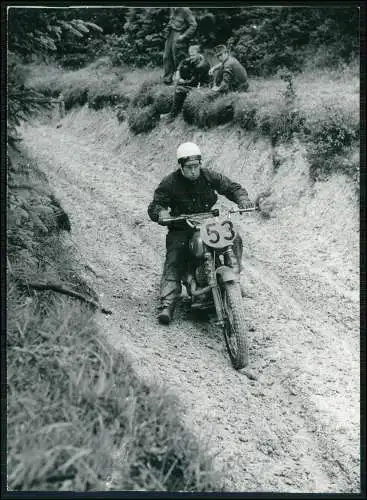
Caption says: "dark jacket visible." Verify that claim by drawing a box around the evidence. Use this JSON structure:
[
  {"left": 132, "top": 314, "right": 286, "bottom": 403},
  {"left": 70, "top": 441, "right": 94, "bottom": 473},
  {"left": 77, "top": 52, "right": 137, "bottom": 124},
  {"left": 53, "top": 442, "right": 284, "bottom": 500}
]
[
  {"left": 218, "top": 55, "right": 249, "bottom": 93},
  {"left": 177, "top": 54, "right": 210, "bottom": 87},
  {"left": 148, "top": 168, "right": 250, "bottom": 230},
  {"left": 167, "top": 7, "right": 197, "bottom": 40}
]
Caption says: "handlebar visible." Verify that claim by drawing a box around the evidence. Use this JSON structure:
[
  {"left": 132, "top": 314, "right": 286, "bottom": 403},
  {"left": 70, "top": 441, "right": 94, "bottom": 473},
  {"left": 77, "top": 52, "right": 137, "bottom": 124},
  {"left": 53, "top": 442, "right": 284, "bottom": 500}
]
[{"left": 160, "top": 205, "right": 258, "bottom": 227}]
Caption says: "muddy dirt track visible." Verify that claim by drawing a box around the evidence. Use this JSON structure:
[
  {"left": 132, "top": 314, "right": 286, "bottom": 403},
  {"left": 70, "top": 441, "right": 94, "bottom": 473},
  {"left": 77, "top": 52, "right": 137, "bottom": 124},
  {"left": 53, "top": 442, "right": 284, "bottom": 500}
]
[{"left": 22, "top": 120, "right": 359, "bottom": 493}]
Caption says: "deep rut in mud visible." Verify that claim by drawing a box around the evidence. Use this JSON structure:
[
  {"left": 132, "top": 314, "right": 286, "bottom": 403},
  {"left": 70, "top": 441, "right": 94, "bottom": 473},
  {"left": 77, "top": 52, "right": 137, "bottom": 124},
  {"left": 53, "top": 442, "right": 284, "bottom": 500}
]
[{"left": 22, "top": 123, "right": 359, "bottom": 493}]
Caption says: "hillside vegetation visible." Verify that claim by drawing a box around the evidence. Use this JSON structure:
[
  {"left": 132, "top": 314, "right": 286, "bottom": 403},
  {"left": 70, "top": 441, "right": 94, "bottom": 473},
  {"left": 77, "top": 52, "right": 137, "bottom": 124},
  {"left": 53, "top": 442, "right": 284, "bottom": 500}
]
[{"left": 26, "top": 58, "right": 359, "bottom": 183}]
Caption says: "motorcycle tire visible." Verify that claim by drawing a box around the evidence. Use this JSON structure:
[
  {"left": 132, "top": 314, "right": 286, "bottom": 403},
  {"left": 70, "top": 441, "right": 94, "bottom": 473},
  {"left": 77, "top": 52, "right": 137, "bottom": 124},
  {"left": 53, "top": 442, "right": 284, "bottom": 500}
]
[{"left": 222, "top": 282, "right": 249, "bottom": 369}]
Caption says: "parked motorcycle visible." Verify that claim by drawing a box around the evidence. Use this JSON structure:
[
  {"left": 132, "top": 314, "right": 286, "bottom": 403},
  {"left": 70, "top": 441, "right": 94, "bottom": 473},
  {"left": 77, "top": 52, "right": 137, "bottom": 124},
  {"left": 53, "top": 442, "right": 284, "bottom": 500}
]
[{"left": 161, "top": 205, "right": 258, "bottom": 369}]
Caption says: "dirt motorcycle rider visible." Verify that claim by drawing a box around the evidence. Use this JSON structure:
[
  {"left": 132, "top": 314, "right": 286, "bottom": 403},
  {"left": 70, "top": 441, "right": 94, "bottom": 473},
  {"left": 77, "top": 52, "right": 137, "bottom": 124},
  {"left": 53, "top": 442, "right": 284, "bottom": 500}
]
[{"left": 147, "top": 142, "right": 254, "bottom": 325}]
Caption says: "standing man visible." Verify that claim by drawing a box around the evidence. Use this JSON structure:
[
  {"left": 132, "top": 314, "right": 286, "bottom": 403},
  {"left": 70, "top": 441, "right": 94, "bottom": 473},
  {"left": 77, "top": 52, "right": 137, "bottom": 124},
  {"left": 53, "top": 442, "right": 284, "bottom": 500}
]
[
  {"left": 209, "top": 45, "right": 249, "bottom": 93},
  {"left": 164, "top": 44, "right": 210, "bottom": 122},
  {"left": 163, "top": 7, "right": 197, "bottom": 85}
]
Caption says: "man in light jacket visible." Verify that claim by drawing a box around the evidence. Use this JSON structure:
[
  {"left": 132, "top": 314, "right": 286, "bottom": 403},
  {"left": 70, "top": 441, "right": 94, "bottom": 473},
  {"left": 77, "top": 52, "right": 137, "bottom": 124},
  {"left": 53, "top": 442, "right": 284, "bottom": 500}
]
[
  {"left": 163, "top": 7, "right": 197, "bottom": 85},
  {"left": 210, "top": 45, "right": 249, "bottom": 93}
]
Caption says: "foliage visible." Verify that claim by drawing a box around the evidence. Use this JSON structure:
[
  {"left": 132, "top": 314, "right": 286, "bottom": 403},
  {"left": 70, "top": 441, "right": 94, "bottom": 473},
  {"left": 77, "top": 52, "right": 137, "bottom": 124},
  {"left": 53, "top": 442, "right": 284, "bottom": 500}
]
[
  {"left": 125, "top": 78, "right": 174, "bottom": 133},
  {"left": 7, "top": 9, "right": 103, "bottom": 149},
  {"left": 182, "top": 89, "right": 235, "bottom": 129},
  {"left": 8, "top": 8, "right": 103, "bottom": 64},
  {"left": 8, "top": 52, "right": 53, "bottom": 149},
  {"left": 127, "top": 105, "right": 160, "bottom": 135},
  {"left": 82, "top": 7, "right": 358, "bottom": 75},
  {"left": 304, "top": 104, "right": 359, "bottom": 181},
  {"left": 256, "top": 71, "right": 306, "bottom": 146},
  {"left": 228, "top": 7, "right": 359, "bottom": 76},
  {"left": 7, "top": 151, "right": 224, "bottom": 492},
  {"left": 120, "top": 8, "right": 170, "bottom": 67}
]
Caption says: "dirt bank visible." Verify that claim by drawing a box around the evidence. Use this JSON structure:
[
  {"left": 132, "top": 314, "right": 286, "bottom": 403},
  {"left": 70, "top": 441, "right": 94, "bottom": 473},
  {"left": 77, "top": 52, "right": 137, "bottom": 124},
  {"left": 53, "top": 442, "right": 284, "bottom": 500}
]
[{"left": 21, "top": 109, "right": 359, "bottom": 493}]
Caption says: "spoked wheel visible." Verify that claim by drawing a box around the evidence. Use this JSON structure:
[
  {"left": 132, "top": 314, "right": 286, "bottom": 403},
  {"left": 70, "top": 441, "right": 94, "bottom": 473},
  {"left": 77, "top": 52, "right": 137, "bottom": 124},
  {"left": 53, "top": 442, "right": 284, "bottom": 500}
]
[{"left": 222, "top": 282, "right": 249, "bottom": 369}]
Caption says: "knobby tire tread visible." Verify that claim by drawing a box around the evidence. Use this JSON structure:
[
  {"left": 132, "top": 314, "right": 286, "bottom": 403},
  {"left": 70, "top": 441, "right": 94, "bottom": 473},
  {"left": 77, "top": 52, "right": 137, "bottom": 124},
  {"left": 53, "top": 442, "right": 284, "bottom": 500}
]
[{"left": 223, "top": 282, "right": 249, "bottom": 369}]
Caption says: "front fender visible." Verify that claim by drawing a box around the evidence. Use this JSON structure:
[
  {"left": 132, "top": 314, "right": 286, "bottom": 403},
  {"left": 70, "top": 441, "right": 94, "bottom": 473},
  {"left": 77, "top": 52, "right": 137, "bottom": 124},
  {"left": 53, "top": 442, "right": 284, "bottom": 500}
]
[{"left": 216, "top": 265, "right": 240, "bottom": 284}]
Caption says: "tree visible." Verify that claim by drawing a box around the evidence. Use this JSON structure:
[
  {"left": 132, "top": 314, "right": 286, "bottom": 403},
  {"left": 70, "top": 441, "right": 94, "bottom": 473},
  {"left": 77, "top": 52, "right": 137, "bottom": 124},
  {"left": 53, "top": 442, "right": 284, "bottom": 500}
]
[{"left": 7, "top": 8, "right": 103, "bottom": 151}]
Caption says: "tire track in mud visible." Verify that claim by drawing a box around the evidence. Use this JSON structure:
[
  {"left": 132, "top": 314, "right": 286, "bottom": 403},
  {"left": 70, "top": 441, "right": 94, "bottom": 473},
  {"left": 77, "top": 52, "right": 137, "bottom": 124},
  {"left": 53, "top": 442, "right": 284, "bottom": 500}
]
[{"left": 22, "top": 125, "right": 359, "bottom": 493}]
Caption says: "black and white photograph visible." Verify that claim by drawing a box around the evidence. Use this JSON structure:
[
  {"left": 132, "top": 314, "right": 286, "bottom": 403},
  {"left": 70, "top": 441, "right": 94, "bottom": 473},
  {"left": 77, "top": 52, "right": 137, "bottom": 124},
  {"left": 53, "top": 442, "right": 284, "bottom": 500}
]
[{"left": 5, "top": 2, "right": 361, "bottom": 494}]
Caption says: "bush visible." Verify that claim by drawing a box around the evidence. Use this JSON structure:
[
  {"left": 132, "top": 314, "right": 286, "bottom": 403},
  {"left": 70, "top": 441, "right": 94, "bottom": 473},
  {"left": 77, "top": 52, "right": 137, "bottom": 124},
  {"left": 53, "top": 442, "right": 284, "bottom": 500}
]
[
  {"left": 256, "top": 104, "right": 306, "bottom": 146},
  {"left": 305, "top": 104, "right": 358, "bottom": 154},
  {"left": 131, "top": 77, "right": 163, "bottom": 108},
  {"left": 308, "top": 142, "right": 359, "bottom": 182},
  {"left": 233, "top": 97, "right": 258, "bottom": 131},
  {"left": 182, "top": 89, "right": 224, "bottom": 128},
  {"left": 304, "top": 103, "right": 359, "bottom": 181},
  {"left": 63, "top": 85, "right": 89, "bottom": 110},
  {"left": 128, "top": 105, "right": 160, "bottom": 134},
  {"left": 87, "top": 81, "right": 130, "bottom": 111},
  {"left": 151, "top": 86, "right": 175, "bottom": 115},
  {"left": 126, "top": 79, "right": 174, "bottom": 132}
]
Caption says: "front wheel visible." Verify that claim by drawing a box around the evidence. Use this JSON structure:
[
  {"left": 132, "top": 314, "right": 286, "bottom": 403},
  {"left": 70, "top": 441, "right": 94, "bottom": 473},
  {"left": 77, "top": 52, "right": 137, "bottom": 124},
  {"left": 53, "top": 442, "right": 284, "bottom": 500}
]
[{"left": 222, "top": 282, "right": 249, "bottom": 369}]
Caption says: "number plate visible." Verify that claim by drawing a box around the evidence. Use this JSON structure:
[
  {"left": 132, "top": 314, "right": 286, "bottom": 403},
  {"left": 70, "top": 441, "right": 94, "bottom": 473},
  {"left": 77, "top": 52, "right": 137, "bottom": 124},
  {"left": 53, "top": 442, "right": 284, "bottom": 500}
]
[{"left": 200, "top": 218, "right": 238, "bottom": 248}]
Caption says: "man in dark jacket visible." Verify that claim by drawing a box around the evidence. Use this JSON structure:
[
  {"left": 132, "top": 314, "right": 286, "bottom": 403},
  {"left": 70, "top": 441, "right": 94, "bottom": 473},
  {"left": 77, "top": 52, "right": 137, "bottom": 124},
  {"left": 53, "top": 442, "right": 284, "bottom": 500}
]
[
  {"left": 163, "top": 7, "right": 197, "bottom": 85},
  {"left": 164, "top": 45, "right": 210, "bottom": 122},
  {"left": 147, "top": 142, "right": 254, "bottom": 325},
  {"left": 210, "top": 45, "right": 249, "bottom": 93}
]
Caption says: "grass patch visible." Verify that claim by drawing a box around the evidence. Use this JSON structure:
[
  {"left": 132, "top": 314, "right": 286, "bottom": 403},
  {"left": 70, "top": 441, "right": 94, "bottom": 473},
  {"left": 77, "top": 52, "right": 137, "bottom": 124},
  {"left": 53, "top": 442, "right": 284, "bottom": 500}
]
[
  {"left": 25, "top": 60, "right": 359, "bottom": 181},
  {"left": 183, "top": 90, "right": 235, "bottom": 129},
  {"left": 126, "top": 78, "right": 174, "bottom": 134},
  {"left": 7, "top": 150, "right": 224, "bottom": 492},
  {"left": 127, "top": 105, "right": 160, "bottom": 135}
]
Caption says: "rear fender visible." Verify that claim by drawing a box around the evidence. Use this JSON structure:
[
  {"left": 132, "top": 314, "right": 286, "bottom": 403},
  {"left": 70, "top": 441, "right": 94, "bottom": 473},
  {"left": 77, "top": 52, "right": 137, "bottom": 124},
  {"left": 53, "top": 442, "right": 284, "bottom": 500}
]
[{"left": 216, "top": 265, "right": 239, "bottom": 284}]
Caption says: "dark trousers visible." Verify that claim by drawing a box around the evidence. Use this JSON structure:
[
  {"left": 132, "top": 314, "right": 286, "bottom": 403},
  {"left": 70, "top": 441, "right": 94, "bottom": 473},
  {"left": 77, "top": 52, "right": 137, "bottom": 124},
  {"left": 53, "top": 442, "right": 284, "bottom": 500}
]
[
  {"left": 163, "top": 30, "right": 187, "bottom": 83},
  {"left": 170, "top": 84, "right": 191, "bottom": 116},
  {"left": 160, "top": 229, "right": 243, "bottom": 307}
]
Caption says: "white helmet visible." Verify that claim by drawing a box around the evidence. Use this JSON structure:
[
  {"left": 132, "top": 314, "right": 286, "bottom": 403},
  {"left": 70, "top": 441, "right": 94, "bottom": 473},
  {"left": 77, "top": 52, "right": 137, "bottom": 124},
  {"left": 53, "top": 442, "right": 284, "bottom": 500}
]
[{"left": 176, "top": 142, "right": 202, "bottom": 165}]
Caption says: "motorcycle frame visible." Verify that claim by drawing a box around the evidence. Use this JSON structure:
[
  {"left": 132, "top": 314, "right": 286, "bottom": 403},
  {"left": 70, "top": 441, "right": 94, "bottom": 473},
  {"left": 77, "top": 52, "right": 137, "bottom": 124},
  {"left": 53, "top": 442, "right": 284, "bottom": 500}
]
[{"left": 188, "top": 240, "right": 240, "bottom": 327}]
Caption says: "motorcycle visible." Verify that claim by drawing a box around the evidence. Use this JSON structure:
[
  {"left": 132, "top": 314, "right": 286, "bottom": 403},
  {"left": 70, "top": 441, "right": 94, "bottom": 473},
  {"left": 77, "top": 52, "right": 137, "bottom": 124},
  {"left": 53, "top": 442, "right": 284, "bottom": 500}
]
[{"left": 161, "top": 205, "right": 259, "bottom": 370}]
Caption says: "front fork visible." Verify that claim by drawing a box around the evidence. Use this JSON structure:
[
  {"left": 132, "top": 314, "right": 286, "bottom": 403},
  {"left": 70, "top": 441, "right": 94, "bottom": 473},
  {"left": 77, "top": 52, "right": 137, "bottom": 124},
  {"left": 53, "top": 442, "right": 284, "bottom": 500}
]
[
  {"left": 204, "top": 246, "right": 240, "bottom": 327},
  {"left": 203, "top": 250, "right": 227, "bottom": 326}
]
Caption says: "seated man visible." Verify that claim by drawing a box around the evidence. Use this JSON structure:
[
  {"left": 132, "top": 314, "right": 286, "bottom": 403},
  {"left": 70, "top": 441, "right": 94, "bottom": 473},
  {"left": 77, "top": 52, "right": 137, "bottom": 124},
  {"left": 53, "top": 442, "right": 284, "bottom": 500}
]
[
  {"left": 164, "top": 45, "right": 210, "bottom": 122},
  {"left": 209, "top": 44, "right": 249, "bottom": 93}
]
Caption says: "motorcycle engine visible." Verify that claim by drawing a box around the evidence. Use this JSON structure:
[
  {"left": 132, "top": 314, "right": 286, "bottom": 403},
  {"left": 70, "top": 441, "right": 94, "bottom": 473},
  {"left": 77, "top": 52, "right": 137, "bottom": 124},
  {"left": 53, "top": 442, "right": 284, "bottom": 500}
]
[
  {"left": 189, "top": 232, "right": 205, "bottom": 259},
  {"left": 195, "top": 264, "right": 207, "bottom": 287}
]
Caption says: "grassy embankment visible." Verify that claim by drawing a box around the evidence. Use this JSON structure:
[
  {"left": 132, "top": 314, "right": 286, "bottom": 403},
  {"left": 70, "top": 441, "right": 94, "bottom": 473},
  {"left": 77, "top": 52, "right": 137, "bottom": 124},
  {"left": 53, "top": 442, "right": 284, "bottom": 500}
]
[
  {"left": 27, "top": 58, "right": 359, "bottom": 183},
  {"left": 7, "top": 147, "right": 224, "bottom": 491}
]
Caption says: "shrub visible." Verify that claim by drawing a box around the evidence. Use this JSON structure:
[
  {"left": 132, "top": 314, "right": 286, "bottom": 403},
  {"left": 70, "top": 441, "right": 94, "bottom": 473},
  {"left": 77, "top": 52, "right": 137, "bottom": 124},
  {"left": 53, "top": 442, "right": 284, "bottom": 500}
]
[
  {"left": 131, "top": 77, "right": 163, "bottom": 108},
  {"left": 63, "top": 85, "right": 89, "bottom": 110},
  {"left": 128, "top": 105, "right": 160, "bottom": 134},
  {"left": 87, "top": 80, "right": 130, "bottom": 111},
  {"left": 308, "top": 142, "right": 359, "bottom": 182},
  {"left": 305, "top": 104, "right": 358, "bottom": 154},
  {"left": 304, "top": 103, "right": 359, "bottom": 181},
  {"left": 232, "top": 94, "right": 258, "bottom": 131},
  {"left": 202, "top": 94, "right": 236, "bottom": 128},
  {"left": 150, "top": 86, "right": 175, "bottom": 115},
  {"left": 257, "top": 105, "right": 306, "bottom": 146},
  {"left": 126, "top": 79, "right": 174, "bottom": 132},
  {"left": 182, "top": 89, "right": 219, "bottom": 128}
]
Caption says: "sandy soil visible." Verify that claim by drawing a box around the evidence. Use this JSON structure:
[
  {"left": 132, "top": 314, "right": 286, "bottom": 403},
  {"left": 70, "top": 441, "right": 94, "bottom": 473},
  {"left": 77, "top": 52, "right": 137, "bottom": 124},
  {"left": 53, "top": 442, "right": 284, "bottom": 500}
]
[{"left": 21, "top": 116, "right": 359, "bottom": 493}]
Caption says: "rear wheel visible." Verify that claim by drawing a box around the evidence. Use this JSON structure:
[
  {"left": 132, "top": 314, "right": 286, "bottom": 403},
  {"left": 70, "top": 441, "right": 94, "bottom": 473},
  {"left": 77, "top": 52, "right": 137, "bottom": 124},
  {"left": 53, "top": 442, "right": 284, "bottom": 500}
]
[{"left": 222, "top": 282, "right": 249, "bottom": 369}]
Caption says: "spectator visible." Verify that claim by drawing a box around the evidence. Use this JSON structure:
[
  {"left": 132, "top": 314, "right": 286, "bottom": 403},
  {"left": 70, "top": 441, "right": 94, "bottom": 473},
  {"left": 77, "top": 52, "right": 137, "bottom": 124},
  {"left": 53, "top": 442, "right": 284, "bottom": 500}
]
[
  {"left": 209, "top": 45, "right": 249, "bottom": 93},
  {"left": 163, "top": 44, "right": 210, "bottom": 123},
  {"left": 163, "top": 7, "right": 197, "bottom": 85}
]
